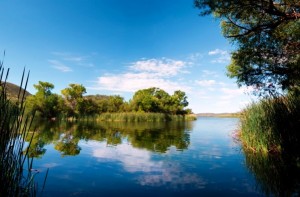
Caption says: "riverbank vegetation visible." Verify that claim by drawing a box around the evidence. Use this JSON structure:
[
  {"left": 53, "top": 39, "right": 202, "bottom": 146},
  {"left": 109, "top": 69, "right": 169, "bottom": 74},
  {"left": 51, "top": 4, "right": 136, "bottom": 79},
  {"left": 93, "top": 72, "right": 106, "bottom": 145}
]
[
  {"left": 240, "top": 93, "right": 300, "bottom": 154},
  {"left": 195, "top": 0, "right": 300, "bottom": 156},
  {"left": 0, "top": 66, "right": 37, "bottom": 196},
  {"left": 25, "top": 82, "right": 195, "bottom": 121}
]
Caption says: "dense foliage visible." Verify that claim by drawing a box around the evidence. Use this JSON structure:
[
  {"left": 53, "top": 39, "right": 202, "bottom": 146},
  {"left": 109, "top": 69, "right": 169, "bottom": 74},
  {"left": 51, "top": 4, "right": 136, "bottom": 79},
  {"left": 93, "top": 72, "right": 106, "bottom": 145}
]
[
  {"left": 195, "top": 0, "right": 300, "bottom": 95},
  {"left": 130, "top": 87, "right": 189, "bottom": 114},
  {"left": 26, "top": 82, "right": 192, "bottom": 119}
]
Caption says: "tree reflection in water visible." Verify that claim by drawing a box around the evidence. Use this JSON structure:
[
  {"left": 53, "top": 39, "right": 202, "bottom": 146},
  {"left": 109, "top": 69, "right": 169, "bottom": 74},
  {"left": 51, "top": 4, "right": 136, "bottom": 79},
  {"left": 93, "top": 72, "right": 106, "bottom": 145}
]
[
  {"left": 243, "top": 150, "right": 300, "bottom": 197},
  {"left": 25, "top": 120, "right": 193, "bottom": 157}
]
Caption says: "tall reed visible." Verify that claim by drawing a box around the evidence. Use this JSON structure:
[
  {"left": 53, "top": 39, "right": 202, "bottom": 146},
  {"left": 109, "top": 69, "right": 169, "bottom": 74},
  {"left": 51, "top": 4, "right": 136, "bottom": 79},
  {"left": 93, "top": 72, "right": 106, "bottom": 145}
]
[
  {"left": 0, "top": 64, "right": 37, "bottom": 196},
  {"left": 239, "top": 94, "right": 300, "bottom": 155}
]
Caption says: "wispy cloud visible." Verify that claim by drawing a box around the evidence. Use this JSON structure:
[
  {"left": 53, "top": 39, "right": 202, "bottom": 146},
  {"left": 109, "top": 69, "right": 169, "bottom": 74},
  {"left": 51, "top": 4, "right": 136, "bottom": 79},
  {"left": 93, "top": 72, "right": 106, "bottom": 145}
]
[
  {"left": 187, "top": 52, "right": 204, "bottom": 62},
  {"left": 91, "top": 58, "right": 191, "bottom": 93},
  {"left": 195, "top": 80, "right": 216, "bottom": 87},
  {"left": 51, "top": 52, "right": 95, "bottom": 69},
  {"left": 48, "top": 60, "right": 72, "bottom": 72},
  {"left": 201, "top": 70, "right": 219, "bottom": 77},
  {"left": 208, "top": 49, "right": 227, "bottom": 56},
  {"left": 52, "top": 52, "right": 86, "bottom": 62},
  {"left": 208, "top": 49, "right": 231, "bottom": 64}
]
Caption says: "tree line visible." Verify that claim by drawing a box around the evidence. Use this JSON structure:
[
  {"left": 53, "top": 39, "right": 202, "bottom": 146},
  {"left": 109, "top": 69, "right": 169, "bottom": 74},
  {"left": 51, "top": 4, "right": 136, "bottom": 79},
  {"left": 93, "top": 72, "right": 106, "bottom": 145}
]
[{"left": 25, "top": 81, "right": 192, "bottom": 119}]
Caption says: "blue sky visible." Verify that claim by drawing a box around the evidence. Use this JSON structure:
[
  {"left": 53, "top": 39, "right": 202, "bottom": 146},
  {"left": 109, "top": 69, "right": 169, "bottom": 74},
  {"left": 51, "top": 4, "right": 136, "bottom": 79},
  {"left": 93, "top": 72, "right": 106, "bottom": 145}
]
[{"left": 0, "top": 0, "right": 254, "bottom": 113}]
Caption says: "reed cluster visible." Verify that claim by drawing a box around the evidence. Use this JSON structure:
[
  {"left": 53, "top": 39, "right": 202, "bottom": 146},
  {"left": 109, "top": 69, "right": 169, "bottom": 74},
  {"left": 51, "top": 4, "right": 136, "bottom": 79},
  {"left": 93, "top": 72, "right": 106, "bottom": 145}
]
[
  {"left": 0, "top": 66, "right": 37, "bottom": 196},
  {"left": 239, "top": 93, "right": 300, "bottom": 155}
]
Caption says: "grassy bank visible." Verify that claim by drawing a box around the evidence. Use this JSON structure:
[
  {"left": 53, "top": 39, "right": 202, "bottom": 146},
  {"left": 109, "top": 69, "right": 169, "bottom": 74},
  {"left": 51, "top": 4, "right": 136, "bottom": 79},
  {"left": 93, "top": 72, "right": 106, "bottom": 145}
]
[
  {"left": 74, "top": 112, "right": 197, "bottom": 122},
  {"left": 239, "top": 94, "right": 300, "bottom": 155}
]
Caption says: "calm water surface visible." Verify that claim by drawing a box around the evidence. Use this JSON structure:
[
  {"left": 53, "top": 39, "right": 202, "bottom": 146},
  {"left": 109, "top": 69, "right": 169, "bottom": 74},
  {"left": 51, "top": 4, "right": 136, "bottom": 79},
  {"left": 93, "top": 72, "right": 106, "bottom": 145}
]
[{"left": 28, "top": 118, "right": 291, "bottom": 196}]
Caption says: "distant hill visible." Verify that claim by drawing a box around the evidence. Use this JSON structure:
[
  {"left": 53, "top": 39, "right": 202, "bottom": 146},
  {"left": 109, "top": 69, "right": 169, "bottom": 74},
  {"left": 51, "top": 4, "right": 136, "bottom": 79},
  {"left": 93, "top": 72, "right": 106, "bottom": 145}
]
[
  {"left": 1, "top": 81, "right": 31, "bottom": 101},
  {"left": 196, "top": 113, "right": 240, "bottom": 118}
]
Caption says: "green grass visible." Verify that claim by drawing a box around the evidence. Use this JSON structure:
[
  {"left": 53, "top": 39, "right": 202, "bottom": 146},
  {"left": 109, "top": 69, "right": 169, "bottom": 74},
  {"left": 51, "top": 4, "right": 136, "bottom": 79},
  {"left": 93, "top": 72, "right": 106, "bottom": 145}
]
[
  {"left": 239, "top": 93, "right": 300, "bottom": 155},
  {"left": 93, "top": 112, "right": 197, "bottom": 122},
  {"left": 0, "top": 65, "right": 38, "bottom": 196}
]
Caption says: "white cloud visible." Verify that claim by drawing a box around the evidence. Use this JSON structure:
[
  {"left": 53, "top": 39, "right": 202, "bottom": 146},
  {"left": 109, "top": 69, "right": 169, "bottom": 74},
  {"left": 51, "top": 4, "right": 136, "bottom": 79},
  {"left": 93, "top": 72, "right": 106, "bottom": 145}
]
[
  {"left": 129, "top": 58, "right": 187, "bottom": 77},
  {"left": 48, "top": 60, "right": 72, "bottom": 72},
  {"left": 208, "top": 49, "right": 231, "bottom": 64},
  {"left": 201, "top": 70, "right": 218, "bottom": 77},
  {"left": 208, "top": 49, "right": 228, "bottom": 56},
  {"left": 195, "top": 80, "right": 216, "bottom": 87},
  {"left": 91, "top": 58, "right": 191, "bottom": 94}
]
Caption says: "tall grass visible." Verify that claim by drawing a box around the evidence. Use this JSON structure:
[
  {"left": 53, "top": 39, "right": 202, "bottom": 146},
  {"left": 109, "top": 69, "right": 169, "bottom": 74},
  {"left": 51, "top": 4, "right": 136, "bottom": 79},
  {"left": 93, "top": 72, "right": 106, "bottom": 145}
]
[
  {"left": 0, "top": 65, "right": 38, "bottom": 196},
  {"left": 94, "top": 112, "right": 197, "bottom": 122},
  {"left": 239, "top": 94, "right": 300, "bottom": 155}
]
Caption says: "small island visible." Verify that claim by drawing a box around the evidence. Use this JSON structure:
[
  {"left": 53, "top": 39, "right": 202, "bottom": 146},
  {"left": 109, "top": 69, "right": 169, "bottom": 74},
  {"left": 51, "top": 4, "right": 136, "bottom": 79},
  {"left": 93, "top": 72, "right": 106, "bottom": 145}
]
[{"left": 21, "top": 81, "right": 196, "bottom": 122}]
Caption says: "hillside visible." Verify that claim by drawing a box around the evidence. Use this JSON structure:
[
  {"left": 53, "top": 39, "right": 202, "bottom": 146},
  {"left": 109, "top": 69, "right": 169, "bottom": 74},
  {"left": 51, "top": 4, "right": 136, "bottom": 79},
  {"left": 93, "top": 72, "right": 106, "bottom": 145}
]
[{"left": 1, "top": 81, "right": 31, "bottom": 101}]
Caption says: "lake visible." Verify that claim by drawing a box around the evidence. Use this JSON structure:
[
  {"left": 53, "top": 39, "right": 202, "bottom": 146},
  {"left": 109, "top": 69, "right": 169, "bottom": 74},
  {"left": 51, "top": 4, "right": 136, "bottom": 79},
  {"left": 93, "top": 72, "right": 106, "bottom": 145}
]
[{"left": 28, "top": 117, "right": 298, "bottom": 196}]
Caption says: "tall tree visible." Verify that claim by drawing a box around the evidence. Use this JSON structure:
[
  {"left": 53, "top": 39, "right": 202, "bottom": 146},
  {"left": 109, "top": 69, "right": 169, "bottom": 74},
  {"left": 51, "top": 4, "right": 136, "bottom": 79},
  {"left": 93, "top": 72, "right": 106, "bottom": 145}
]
[
  {"left": 170, "top": 90, "right": 189, "bottom": 115},
  {"left": 195, "top": 0, "right": 300, "bottom": 95},
  {"left": 107, "top": 95, "right": 125, "bottom": 112},
  {"left": 130, "top": 87, "right": 169, "bottom": 112},
  {"left": 61, "top": 84, "right": 86, "bottom": 117},
  {"left": 26, "top": 81, "right": 61, "bottom": 118},
  {"left": 130, "top": 87, "right": 189, "bottom": 114}
]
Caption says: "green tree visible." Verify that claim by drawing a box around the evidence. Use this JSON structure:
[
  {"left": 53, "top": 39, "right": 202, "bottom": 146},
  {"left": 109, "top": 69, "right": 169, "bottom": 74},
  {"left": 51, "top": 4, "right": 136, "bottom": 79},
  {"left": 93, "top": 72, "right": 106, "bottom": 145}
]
[
  {"left": 130, "top": 87, "right": 169, "bottom": 112},
  {"left": 170, "top": 90, "right": 189, "bottom": 115},
  {"left": 194, "top": 0, "right": 300, "bottom": 95},
  {"left": 129, "top": 87, "right": 189, "bottom": 114},
  {"left": 80, "top": 98, "right": 99, "bottom": 116},
  {"left": 85, "top": 94, "right": 109, "bottom": 113},
  {"left": 107, "top": 95, "right": 125, "bottom": 112},
  {"left": 26, "top": 81, "right": 62, "bottom": 118},
  {"left": 61, "top": 84, "right": 86, "bottom": 117}
]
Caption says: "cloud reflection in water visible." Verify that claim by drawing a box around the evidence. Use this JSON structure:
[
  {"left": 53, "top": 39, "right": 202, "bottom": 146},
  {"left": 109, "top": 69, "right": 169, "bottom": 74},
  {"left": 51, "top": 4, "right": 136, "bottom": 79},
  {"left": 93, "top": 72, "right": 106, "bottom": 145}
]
[{"left": 86, "top": 141, "right": 206, "bottom": 190}]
